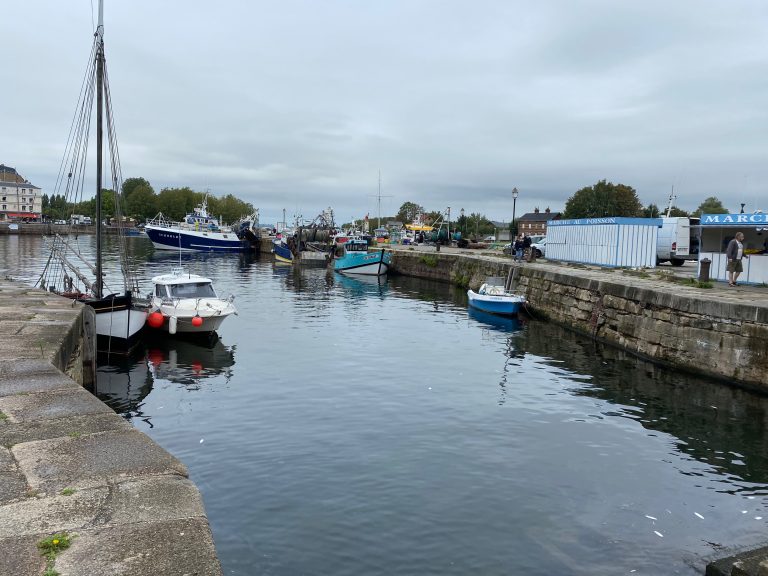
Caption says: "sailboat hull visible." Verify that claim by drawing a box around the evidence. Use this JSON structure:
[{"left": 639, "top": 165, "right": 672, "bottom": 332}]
[{"left": 86, "top": 294, "right": 147, "bottom": 345}]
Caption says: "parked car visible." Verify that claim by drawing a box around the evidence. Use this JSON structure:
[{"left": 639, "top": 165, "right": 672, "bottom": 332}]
[
  {"left": 531, "top": 238, "right": 546, "bottom": 258},
  {"left": 483, "top": 235, "right": 496, "bottom": 242}
]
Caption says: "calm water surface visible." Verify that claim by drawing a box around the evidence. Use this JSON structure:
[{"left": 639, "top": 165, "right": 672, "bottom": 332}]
[{"left": 4, "top": 235, "right": 768, "bottom": 575}]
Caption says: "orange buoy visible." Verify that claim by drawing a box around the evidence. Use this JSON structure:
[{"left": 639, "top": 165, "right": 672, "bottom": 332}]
[
  {"left": 147, "top": 311, "right": 164, "bottom": 328},
  {"left": 191, "top": 315, "right": 203, "bottom": 327}
]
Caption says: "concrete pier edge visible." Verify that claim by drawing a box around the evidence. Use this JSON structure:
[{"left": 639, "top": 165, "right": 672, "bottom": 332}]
[{"left": 0, "top": 278, "right": 222, "bottom": 576}]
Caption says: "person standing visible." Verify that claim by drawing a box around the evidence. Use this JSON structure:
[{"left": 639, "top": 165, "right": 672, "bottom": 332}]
[
  {"left": 726, "top": 231, "right": 748, "bottom": 286},
  {"left": 523, "top": 233, "right": 532, "bottom": 262}
]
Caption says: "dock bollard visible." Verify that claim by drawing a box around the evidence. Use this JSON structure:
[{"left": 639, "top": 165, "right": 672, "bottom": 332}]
[{"left": 698, "top": 258, "right": 711, "bottom": 282}]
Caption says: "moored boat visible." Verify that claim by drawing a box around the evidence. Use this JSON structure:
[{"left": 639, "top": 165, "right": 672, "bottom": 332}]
[
  {"left": 37, "top": 0, "right": 148, "bottom": 350},
  {"left": 272, "top": 237, "right": 294, "bottom": 263},
  {"left": 332, "top": 239, "right": 391, "bottom": 275},
  {"left": 147, "top": 270, "right": 237, "bottom": 335},
  {"left": 144, "top": 197, "right": 249, "bottom": 252},
  {"left": 467, "top": 277, "right": 525, "bottom": 316}
]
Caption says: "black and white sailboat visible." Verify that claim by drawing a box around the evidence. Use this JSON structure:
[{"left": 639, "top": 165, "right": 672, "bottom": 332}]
[{"left": 37, "top": 0, "right": 147, "bottom": 349}]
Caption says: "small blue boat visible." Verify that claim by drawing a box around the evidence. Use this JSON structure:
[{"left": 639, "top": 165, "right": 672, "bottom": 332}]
[
  {"left": 272, "top": 238, "right": 294, "bottom": 263},
  {"left": 333, "top": 239, "right": 391, "bottom": 275},
  {"left": 467, "top": 277, "right": 525, "bottom": 316}
]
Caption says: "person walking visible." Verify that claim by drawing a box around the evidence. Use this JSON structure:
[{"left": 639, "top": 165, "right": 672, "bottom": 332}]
[
  {"left": 514, "top": 235, "right": 524, "bottom": 262},
  {"left": 726, "top": 231, "right": 748, "bottom": 286}
]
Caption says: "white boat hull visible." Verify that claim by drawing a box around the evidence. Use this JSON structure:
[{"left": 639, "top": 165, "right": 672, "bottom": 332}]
[
  {"left": 94, "top": 307, "right": 147, "bottom": 340},
  {"left": 150, "top": 298, "right": 236, "bottom": 334},
  {"left": 339, "top": 261, "right": 390, "bottom": 275}
]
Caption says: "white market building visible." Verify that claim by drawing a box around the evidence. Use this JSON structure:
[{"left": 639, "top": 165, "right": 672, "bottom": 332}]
[{"left": 546, "top": 217, "right": 662, "bottom": 268}]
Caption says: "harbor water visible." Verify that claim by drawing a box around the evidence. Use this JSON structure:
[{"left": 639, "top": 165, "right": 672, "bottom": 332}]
[{"left": 3, "top": 234, "right": 768, "bottom": 575}]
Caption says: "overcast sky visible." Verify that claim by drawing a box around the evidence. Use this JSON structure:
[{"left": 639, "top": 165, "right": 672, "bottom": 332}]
[{"left": 3, "top": 1, "right": 767, "bottom": 224}]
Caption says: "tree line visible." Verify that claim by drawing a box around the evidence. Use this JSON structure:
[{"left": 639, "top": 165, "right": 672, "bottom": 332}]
[
  {"left": 373, "top": 181, "right": 731, "bottom": 240},
  {"left": 562, "top": 180, "right": 729, "bottom": 219},
  {"left": 41, "top": 177, "right": 255, "bottom": 224}
]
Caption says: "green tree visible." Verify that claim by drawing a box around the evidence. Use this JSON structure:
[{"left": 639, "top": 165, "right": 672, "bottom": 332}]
[
  {"left": 692, "top": 196, "right": 728, "bottom": 217},
  {"left": 563, "top": 180, "right": 643, "bottom": 219},
  {"left": 643, "top": 203, "right": 660, "bottom": 218},
  {"left": 156, "top": 187, "right": 201, "bottom": 220},
  {"left": 125, "top": 185, "right": 158, "bottom": 221},
  {"left": 395, "top": 201, "right": 424, "bottom": 224},
  {"left": 207, "top": 194, "right": 255, "bottom": 224},
  {"left": 122, "top": 177, "right": 154, "bottom": 200}
]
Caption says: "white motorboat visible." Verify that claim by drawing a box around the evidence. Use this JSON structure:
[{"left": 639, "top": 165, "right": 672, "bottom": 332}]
[{"left": 147, "top": 270, "right": 236, "bottom": 335}]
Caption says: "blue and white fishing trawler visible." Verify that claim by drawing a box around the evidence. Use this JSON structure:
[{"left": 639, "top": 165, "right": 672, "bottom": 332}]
[
  {"left": 467, "top": 277, "right": 525, "bottom": 316},
  {"left": 332, "top": 238, "right": 390, "bottom": 275},
  {"left": 144, "top": 196, "right": 250, "bottom": 252}
]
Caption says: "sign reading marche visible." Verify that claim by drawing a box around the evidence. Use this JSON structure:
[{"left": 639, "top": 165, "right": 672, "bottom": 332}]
[{"left": 701, "top": 213, "right": 768, "bottom": 225}]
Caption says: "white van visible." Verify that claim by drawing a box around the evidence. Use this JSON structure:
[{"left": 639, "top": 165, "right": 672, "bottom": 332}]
[{"left": 657, "top": 217, "right": 696, "bottom": 266}]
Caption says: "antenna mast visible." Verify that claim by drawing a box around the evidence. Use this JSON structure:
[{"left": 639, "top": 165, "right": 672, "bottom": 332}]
[{"left": 665, "top": 186, "right": 675, "bottom": 218}]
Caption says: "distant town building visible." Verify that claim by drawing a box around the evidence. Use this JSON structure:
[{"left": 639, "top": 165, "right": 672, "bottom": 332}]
[
  {"left": 515, "top": 207, "right": 561, "bottom": 236},
  {"left": 0, "top": 164, "right": 42, "bottom": 221}
]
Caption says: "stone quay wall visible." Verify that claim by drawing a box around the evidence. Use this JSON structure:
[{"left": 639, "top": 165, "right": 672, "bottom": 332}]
[
  {"left": 389, "top": 249, "right": 768, "bottom": 391},
  {"left": 0, "top": 279, "right": 222, "bottom": 576}
]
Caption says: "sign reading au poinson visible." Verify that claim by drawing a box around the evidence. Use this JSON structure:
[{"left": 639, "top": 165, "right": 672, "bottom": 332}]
[{"left": 701, "top": 213, "right": 768, "bottom": 225}]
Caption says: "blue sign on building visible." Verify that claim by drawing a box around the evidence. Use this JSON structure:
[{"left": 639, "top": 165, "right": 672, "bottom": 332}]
[{"left": 701, "top": 213, "right": 768, "bottom": 225}]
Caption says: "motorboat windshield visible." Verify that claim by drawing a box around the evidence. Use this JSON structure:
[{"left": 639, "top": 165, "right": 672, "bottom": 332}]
[{"left": 166, "top": 282, "right": 217, "bottom": 299}]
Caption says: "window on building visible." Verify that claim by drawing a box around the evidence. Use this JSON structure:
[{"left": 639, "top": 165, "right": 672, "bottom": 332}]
[
  {"left": 22, "top": 205, "right": 26, "bottom": 210},
  {"left": 1, "top": 205, "right": 5, "bottom": 210}
]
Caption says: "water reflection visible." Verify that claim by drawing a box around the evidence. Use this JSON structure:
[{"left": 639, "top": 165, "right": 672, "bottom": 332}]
[
  {"left": 97, "top": 334, "right": 236, "bottom": 425},
  {"left": 333, "top": 272, "right": 389, "bottom": 299},
  {"left": 95, "top": 348, "right": 152, "bottom": 424},
  {"left": 522, "top": 322, "right": 768, "bottom": 489},
  {"left": 146, "top": 334, "right": 235, "bottom": 389}
]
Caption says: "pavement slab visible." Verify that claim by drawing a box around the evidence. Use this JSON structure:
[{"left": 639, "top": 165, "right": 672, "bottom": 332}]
[
  {"left": 0, "top": 411, "right": 131, "bottom": 448},
  {"left": 0, "top": 370, "right": 79, "bottom": 397},
  {"left": 12, "top": 429, "right": 188, "bottom": 493},
  {"left": 0, "top": 534, "right": 48, "bottom": 576},
  {"left": 0, "top": 387, "right": 112, "bottom": 423},
  {"left": 54, "top": 517, "right": 223, "bottom": 576},
  {"left": 0, "top": 446, "right": 29, "bottom": 504},
  {"left": 0, "top": 475, "right": 205, "bottom": 538}
]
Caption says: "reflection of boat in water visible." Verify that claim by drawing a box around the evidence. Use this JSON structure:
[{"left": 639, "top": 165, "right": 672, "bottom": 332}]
[
  {"left": 467, "top": 277, "right": 525, "bottom": 316},
  {"left": 334, "top": 271, "right": 389, "bottom": 296},
  {"left": 467, "top": 306, "right": 523, "bottom": 332},
  {"left": 146, "top": 334, "right": 236, "bottom": 387},
  {"left": 95, "top": 349, "right": 153, "bottom": 420}
]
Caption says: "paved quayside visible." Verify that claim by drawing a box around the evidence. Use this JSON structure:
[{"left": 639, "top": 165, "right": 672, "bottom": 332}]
[{"left": 0, "top": 278, "right": 221, "bottom": 575}]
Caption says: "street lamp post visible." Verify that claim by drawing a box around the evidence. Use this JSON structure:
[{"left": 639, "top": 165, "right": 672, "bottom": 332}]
[
  {"left": 511, "top": 187, "right": 519, "bottom": 248},
  {"left": 460, "top": 207, "right": 464, "bottom": 235}
]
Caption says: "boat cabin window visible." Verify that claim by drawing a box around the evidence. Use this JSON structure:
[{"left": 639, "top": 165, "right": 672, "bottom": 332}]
[
  {"left": 155, "top": 284, "right": 169, "bottom": 297},
  {"left": 169, "top": 282, "right": 216, "bottom": 298},
  {"left": 347, "top": 242, "right": 368, "bottom": 252}
]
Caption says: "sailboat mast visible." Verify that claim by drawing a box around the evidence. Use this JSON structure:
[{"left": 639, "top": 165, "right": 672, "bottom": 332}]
[
  {"left": 94, "top": 1, "right": 105, "bottom": 298},
  {"left": 377, "top": 170, "right": 381, "bottom": 229}
]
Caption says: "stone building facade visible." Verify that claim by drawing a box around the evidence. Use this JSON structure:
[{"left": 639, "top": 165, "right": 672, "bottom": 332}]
[{"left": 0, "top": 164, "right": 42, "bottom": 221}]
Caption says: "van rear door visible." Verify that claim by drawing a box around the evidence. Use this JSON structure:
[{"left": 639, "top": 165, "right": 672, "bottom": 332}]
[{"left": 674, "top": 218, "right": 690, "bottom": 256}]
